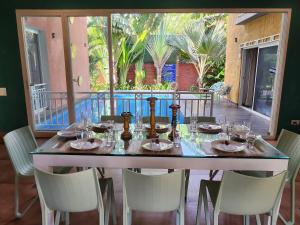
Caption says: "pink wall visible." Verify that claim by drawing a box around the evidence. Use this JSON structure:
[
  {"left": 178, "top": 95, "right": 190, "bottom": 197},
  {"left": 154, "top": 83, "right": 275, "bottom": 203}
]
[
  {"left": 25, "top": 17, "right": 90, "bottom": 94},
  {"left": 26, "top": 17, "right": 67, "bottom": 92},
  {"left": 69, "top": 17, "right": 90, "bottom": 93},
  {"left": 126, "top": 63, "right": 198, "bottom": 90}
]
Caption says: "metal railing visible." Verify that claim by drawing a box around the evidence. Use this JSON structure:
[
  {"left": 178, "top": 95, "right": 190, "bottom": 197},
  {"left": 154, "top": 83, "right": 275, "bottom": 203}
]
[{"left": 31, "top": 90, "right": 214, "bottom": 130}]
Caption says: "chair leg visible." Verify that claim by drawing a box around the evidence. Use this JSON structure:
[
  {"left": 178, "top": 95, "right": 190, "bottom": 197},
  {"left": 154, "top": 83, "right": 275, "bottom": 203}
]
[
  {"left": 243, "top": 215, "right": 250, "bottom": 225},
  {"left": 213, "top": 212, "right": 219, "bottom": 225},
  {"left": 279, "top": 182, "right": 295, "bottom": 225},
  {"left": 185, "top": 170, "right": 190, "bottom": 202},
  {"left": 196, "top": 182, "right": 204, "bottom": 225},
  {"left": 15, "top": 174, "right": 38, "bottom": 218},
  {"left": 203, "top": 186, "right": 211, "bottom": 225},
  {"left": 54, "top": 211, "right": 61, "bottom": 225},
  {"left": 255, "top": 215, "right": 262, "bottom": 225},
  {"left": 109, "top": 180, "right": 117, "bottom": 225},
  {"left": 65, "top": 212, "right": 70, "bottom": 225}
]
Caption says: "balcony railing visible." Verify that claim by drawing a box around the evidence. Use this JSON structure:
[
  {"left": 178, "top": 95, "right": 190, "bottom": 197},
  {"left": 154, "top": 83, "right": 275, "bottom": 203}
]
[{"left": 31, "top": 90, "right": 214, "bottom": 130}]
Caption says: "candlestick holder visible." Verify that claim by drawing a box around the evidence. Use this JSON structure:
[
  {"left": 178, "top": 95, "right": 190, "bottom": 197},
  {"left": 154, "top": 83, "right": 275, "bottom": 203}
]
[
  {"left": 121, "top": 112, "right": 132, "bottom": 141},
  {"left": 146, "top": 97, "right": 158, "bottom": 139},
  {"left": 168, "top": 104, "right": 180, "bottom": 141}
]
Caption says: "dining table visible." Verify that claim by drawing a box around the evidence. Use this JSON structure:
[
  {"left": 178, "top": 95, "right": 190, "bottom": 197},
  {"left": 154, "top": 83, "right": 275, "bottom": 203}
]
[
  {"left": 32, "top": 123, "right": 288, "bottom": 172},
  {"left": 32, "top": 123, "right": 289, "bottom": 225}
]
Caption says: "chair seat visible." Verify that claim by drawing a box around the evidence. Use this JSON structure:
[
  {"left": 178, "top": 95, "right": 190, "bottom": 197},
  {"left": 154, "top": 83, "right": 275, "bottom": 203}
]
[{"left": 201, "top": 180, "right": 221, "bottom": 207}]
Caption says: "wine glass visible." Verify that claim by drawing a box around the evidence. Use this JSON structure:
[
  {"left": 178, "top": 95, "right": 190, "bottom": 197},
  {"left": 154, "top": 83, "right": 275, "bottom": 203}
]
[
  {"left": 106, "top": 126, "right": 113, "bottom": 147},
  {"left": 246, "top": 131, "right": 257, "bottom": 149},
  {"left": 173, "top": 130, "right": 181, "bottom": 148}
]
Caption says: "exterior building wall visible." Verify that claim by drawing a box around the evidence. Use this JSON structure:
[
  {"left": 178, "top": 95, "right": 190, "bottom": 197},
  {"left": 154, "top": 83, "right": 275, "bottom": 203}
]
[
  {"left": 26, "top": 17, "right": 67, "bottom": 92},
  {"left": 126, "top": 63, "right": 198, "bottom": 91},
  {"left": 25, "top": 17, "right": 90, "bottom": 94},
  {"left": 224, "top": 13, "right": 282, "bottom": 103}
]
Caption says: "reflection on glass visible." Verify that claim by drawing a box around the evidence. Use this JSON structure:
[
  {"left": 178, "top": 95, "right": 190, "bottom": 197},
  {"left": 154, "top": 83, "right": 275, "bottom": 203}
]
[
  {"left": 68, "top": 16, "right": 110, "bottom": 124},
  {"left": 23, "top": 17, "right": 69, "bottom": 130},
  {"left": 253, "top": 46, "right": 278, "bottom": 117}
]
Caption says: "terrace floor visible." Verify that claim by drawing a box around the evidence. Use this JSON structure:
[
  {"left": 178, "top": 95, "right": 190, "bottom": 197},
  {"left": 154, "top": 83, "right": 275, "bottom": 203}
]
[
  {"left": 1, "top": 140, "right": 299, "bottom": 225},
  {"left": 212, "top": 99, "right": 270, "bottom": 137}
]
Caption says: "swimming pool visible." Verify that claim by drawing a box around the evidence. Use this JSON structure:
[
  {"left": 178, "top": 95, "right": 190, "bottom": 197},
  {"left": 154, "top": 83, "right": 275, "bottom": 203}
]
[{"left": 36, "top": 93, "right": 184, "bottom": 131}]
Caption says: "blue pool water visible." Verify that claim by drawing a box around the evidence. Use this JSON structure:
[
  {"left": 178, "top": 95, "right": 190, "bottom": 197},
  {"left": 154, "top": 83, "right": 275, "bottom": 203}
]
[{"left": 36, "top": 93, "right": 184, "bottom": 131}]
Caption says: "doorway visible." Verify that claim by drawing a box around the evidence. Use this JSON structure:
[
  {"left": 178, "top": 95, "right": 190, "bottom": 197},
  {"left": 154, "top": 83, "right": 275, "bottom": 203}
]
[{"left": 240, "top": 45, "right": 278, "bottom": 117}]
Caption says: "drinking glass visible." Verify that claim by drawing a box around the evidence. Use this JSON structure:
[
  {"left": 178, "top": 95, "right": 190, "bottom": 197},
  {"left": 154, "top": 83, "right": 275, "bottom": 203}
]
[
  {"left": 190, "top": 116, "right": 197, "bottom": 133},
  {"left": 135, "top": 115, "right": 143, "bottom": 132},
  {"left": 246, "top": 132, "right": 257, "bottom": 149},
  {"left": 106, "top": 127, "right": 113, "bottom": 147},
  {"left": 173, "top": 131, "right": 181, "bottom": 148}
]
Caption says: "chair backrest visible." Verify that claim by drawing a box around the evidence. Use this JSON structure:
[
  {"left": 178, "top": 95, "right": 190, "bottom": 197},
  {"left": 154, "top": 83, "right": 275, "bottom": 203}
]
[
  {"left": 3, "top": 126, "right": 37, "bottom": 175},
  {"left": 101, "top": 115, "right": 124, "bottom": 123},
  {"left": 123, "top": 169, "right": 185, "bottom": 212},
  {"left": 142, "top": 116, "right": 169, "bottom": 123},
  {"left": 215, "top": 171, "right": 287, "bottom": 215},
  {"left": 276, "top": 129, "right": 300, "bottom": 182},
  {"left": 183, "top": 116, "right": 216, "bottom": 124},
  {"left": 34, "top": 168, "right": 103, "bottom": 212}
]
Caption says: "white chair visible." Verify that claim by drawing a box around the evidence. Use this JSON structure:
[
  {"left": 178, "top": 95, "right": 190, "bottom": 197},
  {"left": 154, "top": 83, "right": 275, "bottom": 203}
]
[
  {"left": 123, "top": 169, "right": 185, "bottom": 225},
  {"left": 196, "top": 171, "right": 287, "bottom": 225},
  {"left": 34, "top": 168, "right": 117, "bottom": 225},
  {"left": 3, "top": 126, "right": 40, "bottom": 218},
  {"left": 3, "top": 126, "right": 71, "bottom": 218},
  {"left": 237, "top": 129, "right": 300, "bottom": 225}
]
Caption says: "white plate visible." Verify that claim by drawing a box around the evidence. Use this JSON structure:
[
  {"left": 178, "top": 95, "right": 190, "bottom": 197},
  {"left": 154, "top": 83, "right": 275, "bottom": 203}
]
[
  {"left": 57, "top": 130, "right": 81, "bottom": 138},
  {"left": 199, "top": 124, "right": 222, "bottom": 130},
  {"left": 70, "top": 139, "right": 101, "bottom": 151},
  {"left": 211, "top": 140, "right": 246, "bottom": 153},
  {"left": 142, "top": 139, "right": 173, "bottom": 152}
]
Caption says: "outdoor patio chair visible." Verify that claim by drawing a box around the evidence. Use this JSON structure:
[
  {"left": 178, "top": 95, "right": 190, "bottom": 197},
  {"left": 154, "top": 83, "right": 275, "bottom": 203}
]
[
  {"left": 3, "top": 126, "right": 71, "bottom": 218},
  {"left": 196, "top": 171, "right": 287, "bottom": 225},
  {"left": 34, "top": 168, "right": 117, "bottom": 225},
  {"left": 238, "top": 129, "right": 300, "bottom": 225},
  {"left": 123, "top": 169, "right": 185, "bottom": 225},
  {"left": 142, "top": 116, "right": 170, "bottom": 123}
]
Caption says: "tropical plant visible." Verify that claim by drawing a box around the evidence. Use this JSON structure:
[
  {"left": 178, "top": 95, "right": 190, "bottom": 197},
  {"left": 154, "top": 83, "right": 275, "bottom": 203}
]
[
  {"left": 117, "top": 30, "right": 148, "bottom": 85},
  {"left": 87, "top": 17, "right": 109, "bottom": 90},
  {"left": 134, "top": 58, "right": 146, "bottom": 87},
  {"left": 112, "top": 14, "right": 162, "bottom": 85},
  {"left": 146, "top": 23, "right": 174, "bottom": 83},
  {"left": 168, "top": 20, "right": 226, "bottom": 88}
]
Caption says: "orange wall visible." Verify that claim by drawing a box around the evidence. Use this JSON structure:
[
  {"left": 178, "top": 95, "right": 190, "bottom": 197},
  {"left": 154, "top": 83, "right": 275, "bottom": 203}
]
[
  {"left": 224, "top": 13, "right": 282, "bottom": 103},
  {"left": 25, "top": 17, "right": 90, "bottom": 94}
]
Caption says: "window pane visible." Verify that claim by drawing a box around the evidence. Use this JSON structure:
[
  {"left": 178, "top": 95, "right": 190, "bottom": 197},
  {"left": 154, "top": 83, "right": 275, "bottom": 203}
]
[{"left": 23, "top": 16, "right": 69, "bottom": 130}]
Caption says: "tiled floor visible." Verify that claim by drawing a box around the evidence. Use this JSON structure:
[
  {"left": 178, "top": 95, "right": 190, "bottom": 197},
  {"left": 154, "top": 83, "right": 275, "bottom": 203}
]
[{"left": 0, "top": 139, "right": 298, "bottom": 225}]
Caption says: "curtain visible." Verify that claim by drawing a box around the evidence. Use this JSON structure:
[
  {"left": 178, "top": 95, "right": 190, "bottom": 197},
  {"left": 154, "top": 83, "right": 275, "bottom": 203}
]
[{"left": 242, "top": 48, "right": 258, "bottom": 107}]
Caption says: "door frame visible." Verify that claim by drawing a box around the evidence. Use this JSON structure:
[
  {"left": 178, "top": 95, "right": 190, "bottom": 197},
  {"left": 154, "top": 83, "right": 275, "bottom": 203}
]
[{"left": 16, "top": 9, "right": 292, "bottom": 138}]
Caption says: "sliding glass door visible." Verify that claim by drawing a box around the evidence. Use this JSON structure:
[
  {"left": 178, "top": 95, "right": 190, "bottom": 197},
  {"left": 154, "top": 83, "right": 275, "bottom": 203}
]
[
  {"left": 67, "top": 16, "right": 110, "bottom": 124},
  {"left": 240, "top": 45, "right": 278, "bottom": 117},
  {"left": 253, "top": 46, "right": 278, "bottom": 117},
  {"left": 22, "top": 16, "right": 70, "bottom": 130}
]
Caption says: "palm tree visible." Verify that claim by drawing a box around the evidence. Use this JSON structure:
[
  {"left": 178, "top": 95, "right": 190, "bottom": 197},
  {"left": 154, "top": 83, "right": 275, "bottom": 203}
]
[
  {"left": 117, "top": 30, "right": 148, "bottom": 85},
  {"left": 168, "top": 20, "right": 226, "bottom": 88},
  {"left": 146, "top": 23, "right": 174, "bottom": 83}
]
